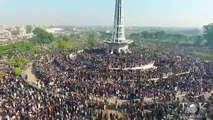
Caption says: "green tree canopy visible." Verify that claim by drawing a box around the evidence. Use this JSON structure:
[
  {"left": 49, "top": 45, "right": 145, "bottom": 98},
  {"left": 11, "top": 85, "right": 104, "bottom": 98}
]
[
  {"left": 56, "top": 39, "right": 70, "bottom": 50},
  {"left": 87, "top": 33, "right": 98, "bottom": 47},
  {"left": 26, "top": 25, "right": 33, "bottom": 34},
  {"left": 193, "top": 35, "right": 204, "bottom": 46},
  {"left": 153, "top": 31, "right": 166, "bottom": 39},
  {"left": 129, "top": 33, "right": 140, "bottom": 40},
  {"left": 7, "top": 57, "right": 27, "bottom": 68},
  {"left": 141, "top": 31, "right": 153, "bottom": 39},
  {"left": 11, "top": 27, "right": 20, "bottom": 35},
  {"left": 129, "top": 30, "right": 198, "bottom": 45},
  {"left": 0, "top": 41, "right": 34, "bottom": 55},
  {"left": 100, "top": 32, "right": 111, "bottom": 40},
  {"left": 203, "top": 24, "right": 213, "bottom": 46},
  {"left": 32, "top": 28, "right": 54, "bottom": 44}
]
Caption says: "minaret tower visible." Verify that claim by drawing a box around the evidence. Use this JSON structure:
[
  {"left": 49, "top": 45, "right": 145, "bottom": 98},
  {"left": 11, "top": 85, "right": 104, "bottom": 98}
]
[{"left": 106, "top": 0, "right": 133, "bottom": 54}]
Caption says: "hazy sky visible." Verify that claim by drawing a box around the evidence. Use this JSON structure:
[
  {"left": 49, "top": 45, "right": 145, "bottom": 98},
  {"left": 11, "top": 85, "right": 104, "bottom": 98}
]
[{"left": 0, "top": 0, "right": 212, "bottom": 27}]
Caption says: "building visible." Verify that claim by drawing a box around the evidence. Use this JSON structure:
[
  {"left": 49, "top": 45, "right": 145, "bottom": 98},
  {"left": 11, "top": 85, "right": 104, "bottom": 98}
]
[
  {"left": 106, "top": 0, "right": 133, "bottom": 54},
  {"left": 20, "top": 33, "right": 34, "bottom": 39},
  {"left": 46, "top": 28, "right": 63, "bottom": 34},
  {"left": 19, "top": 27, "right": 27, "bottom": 36},
  {"left": 0, "top": 30, "right": 12, "bottom": 44},
  {"left": 0, "top": 30, "right": 11, "bottom": 38}
]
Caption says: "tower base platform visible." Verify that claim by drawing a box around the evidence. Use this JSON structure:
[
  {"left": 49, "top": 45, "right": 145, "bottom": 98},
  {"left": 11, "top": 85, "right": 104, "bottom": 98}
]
[{"left": 106, "top": 40, "right": 133, "bottom": 54}]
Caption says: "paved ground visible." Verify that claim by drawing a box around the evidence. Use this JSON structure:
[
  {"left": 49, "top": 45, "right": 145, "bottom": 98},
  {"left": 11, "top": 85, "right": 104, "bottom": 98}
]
[
  {"left": 23, "top": 64, "right": 36, "bottom": 83},
  {"left": 23, "top": 63, "right": 42, "bottom": 89},
  {"left": 109, "top": 62, "right": 157, "bottom": 71},
  {"left": 102, "top": 109, "right": 124, "bottom": 119}
]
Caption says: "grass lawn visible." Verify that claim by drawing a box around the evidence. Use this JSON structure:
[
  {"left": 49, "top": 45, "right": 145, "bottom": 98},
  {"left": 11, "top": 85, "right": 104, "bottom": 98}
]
[
  {"left": 0, "top": 41, "right": 35, "bottom": 55},
  {"left": 192, "top": 50, "right": 213, "bottom": 59}
]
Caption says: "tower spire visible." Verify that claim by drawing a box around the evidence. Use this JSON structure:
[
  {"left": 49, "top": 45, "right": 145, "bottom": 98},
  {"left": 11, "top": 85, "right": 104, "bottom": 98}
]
[{"left": 106, "top": 0, "right": 133, "bottom": 54}]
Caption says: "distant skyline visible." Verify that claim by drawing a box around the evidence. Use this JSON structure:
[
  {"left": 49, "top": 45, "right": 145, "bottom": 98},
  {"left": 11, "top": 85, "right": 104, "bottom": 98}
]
[{"left": 0, "top": 0, "right": 212, "bottom": 27}]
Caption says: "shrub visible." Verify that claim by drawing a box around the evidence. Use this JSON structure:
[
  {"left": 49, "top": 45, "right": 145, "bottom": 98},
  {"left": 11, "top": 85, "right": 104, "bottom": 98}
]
[{"left": 12, "top": 68, "right": 22, "bottom": 76}]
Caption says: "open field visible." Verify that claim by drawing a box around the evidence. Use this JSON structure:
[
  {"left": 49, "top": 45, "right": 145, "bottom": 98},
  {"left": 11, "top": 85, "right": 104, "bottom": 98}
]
[{"left": 193, "top": 50, "right": 213, "bottom": 59}]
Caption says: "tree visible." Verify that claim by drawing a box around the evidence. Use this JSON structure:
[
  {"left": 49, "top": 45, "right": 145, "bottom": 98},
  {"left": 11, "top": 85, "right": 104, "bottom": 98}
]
[
  {"left": 0, "top": 41, "right": 34, "bottom": 55},
  {"left": 172, "top": 34, "right": 185, "bottom": 39},
  {"left": 203, "top": 24, "right": 213, "bottom": 46},
  {"left": 32, "top": 28, "right": 54, "bottom": 44},
  {"left": 141, "top": 31, "right": 153, "bottom": 39},
  {"left": 13, "top": 68, "right": 22, "bottom": 76},
  {"left": 100, "top": 32, "right": 111, "bottom": 40},
  {"left": 11, "top": 27, "right": 20, "bottom": 35},
  {"left": 57, "top": 39, "right": 69, "bottom": 50},
  {"left": 87, "top": 33, "right": 98, "bottom": 47},
  {"left": 87, "top": 38, "right": 97, "bottom": 47},
  {"left": 153, "top": 31, "right": 166, "bottom": 40},
  {"left": 7, "top": 57, "right": 27, "bottom": 68},
  {"left": 129, "top": 33, "right": 140, "bottom": 40},
  {"left": 26, "top": 25, "right": 33, "bottom": 33},
  {"left": 193, "top": 36, "right": 204, "bottom": 46}
]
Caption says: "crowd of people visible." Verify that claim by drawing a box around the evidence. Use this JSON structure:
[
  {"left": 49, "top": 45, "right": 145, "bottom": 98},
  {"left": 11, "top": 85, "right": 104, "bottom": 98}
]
[
  {"left": 1, "top": 46, "right": 213, "bottom": 119},
  {"left": 0, "top": 63, "right": 125, "bottom": 120}
]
